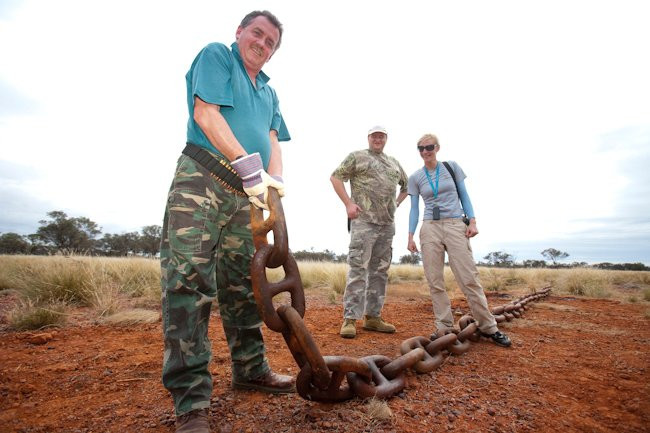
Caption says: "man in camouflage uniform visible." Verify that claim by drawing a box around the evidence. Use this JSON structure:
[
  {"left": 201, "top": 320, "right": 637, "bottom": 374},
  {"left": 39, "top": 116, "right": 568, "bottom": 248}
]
[
  {"left": 161, "top": 11, "right": 293, "bottom": 433},
  {"left": 330, "top": 125, "right": 408, "bottom": 338}
]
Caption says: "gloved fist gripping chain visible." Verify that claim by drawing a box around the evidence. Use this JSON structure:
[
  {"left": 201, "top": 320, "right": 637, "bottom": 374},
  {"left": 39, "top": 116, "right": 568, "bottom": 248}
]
[{"left": 231, "top": 153, "right": 285, "bottom": 210}]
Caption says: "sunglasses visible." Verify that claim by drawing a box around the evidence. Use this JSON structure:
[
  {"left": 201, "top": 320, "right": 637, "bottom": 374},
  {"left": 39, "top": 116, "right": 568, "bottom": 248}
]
[{"left": 417, "top": 144, "right": 437, "bottom": 152}]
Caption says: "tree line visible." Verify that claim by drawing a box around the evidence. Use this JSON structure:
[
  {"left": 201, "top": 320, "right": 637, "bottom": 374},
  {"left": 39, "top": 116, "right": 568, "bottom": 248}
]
[
  {"left": 0, "top": 211, "right": 161, "bottom": 257},
  {"left": 475, "top": 248, "right": 648, "bottom": 271},
  {"left": 398, "top": 248, "right": 648, "bottom": 271},
  {"left": 2, "top": 213, "right": 648, "bottom": 271}
]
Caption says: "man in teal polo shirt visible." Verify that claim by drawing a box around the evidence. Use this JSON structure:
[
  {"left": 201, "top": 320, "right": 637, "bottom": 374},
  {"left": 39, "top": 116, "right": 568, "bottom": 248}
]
[{"left": 160, "top": 10, "right": 292, "bottom": 433}]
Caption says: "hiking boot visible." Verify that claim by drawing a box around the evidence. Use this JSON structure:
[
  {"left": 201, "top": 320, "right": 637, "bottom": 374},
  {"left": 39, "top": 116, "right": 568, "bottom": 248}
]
[
  {"left": 481, "top": 330, "right": 512, "bottom": 347},
  {"left": 232, "top": 370, "right": 296, "bottom": 393},
  {"left": 175, "top": 408, "right": 210, "bottom": 433},
  {"left": 362, "top": 316, "right": 396, "bottom": 333},
  {"left": 340, "top": 318, "right": 357, "bottom": 338}
]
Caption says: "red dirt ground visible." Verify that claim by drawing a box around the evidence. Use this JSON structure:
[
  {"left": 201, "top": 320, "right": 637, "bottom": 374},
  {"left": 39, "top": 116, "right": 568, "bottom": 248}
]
[{"left": 0, "top": 286, "right": 648, "bottom": 433}]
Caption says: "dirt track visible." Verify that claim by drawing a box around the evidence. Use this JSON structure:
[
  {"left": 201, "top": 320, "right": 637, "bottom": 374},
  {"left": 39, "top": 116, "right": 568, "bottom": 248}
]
[{"left": 1, "top": 286, "right": 648, "bottom": 433}]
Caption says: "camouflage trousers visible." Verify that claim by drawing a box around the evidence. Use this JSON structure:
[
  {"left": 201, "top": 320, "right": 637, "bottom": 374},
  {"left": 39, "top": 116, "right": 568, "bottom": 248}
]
[
  {"left": 160, "top": 154, "right": 269, "bottom": 416},
  {"left": 343, "top": 219, "right": 395, "bottom": 319}
]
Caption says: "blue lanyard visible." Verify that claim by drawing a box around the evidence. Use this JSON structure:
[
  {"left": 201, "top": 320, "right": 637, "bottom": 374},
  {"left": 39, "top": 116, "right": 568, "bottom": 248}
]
[{"left": 423, "top": 164, "right": 440, "bottom": 199}]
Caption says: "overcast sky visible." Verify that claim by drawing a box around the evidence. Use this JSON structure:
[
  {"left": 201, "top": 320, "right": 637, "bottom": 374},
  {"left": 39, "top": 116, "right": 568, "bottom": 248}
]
[{"left": 1, "top": 0, "right": 649, "bottom": 265}]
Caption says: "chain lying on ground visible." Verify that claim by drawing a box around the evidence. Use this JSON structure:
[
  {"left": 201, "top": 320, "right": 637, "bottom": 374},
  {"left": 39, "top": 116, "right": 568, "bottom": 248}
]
[{"left": 250, "top": 190, "right": 552, "bottom": 402}]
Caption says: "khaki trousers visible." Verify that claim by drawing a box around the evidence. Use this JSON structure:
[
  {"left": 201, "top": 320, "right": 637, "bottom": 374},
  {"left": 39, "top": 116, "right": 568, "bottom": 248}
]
[
  {"left": 343, "top": 219, "right": 394, "bottom": 319},
  {"left": 420, "top": 218, "right": 498, "bottom": 334}
]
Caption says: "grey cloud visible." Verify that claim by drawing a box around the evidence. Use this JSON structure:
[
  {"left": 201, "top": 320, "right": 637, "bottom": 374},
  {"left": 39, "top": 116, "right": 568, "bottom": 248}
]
[
  {"left": 482, "top": 217, "right": 650, "bottom": 265},
  {"left": 0, "top": 162, "right": 52, "bottom": 235},
  {"left": 0, "top": 0, "right": 20, "bottom": 19},
  {"left": 598, "top": 124, "right": 649, "bottom": 152},
  {"left": 0, "top": 188, "right": 52, "bottom": 235},
  {"left": 0, "top": 160, "right": 39, "bottom": 182},
  {"left": 617, "top": 149, "right": 650, "bottom": 216},
  {"left": 0, "top": 79, "right": 38, "bottom": 117}
]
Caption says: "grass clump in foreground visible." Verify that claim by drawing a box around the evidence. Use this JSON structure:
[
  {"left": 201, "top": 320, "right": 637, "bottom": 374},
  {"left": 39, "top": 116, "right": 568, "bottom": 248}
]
[
  {"left": 8, "top": 300, "right": 68, "bottom": 331},
  {"left": 559, "top": 268, "right": 611, "bottom": 297},
  {"left": 100, "top": 308, "right": 160, "bottom": 325},
  {"left": 0, "top": 255, "right": 161, "bottom": 328},
  {"left": 366, "top": 397, "right": 393, "bottom": 421}
]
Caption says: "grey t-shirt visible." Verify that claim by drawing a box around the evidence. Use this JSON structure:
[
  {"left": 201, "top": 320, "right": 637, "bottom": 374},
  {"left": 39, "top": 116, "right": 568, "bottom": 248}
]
[{"left": 407, "top": 161, "right": 466, "bottom": 220}]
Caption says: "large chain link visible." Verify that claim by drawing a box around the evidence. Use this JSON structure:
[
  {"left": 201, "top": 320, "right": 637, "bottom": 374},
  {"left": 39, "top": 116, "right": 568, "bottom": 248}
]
[{"left": 250, "top": 189, "right": 552, "bottom": 402}]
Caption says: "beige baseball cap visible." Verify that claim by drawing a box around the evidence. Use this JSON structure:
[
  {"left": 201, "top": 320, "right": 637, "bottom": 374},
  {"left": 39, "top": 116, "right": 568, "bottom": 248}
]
[{"left": 368, "top": 125, "right": 387, "bottom": 135}]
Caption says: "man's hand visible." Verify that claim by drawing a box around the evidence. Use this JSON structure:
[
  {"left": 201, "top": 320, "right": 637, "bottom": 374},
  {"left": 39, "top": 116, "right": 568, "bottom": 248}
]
[
  {"left": 465, "top": 220, "right": 478, "bottom": 238},
  {"left": 346, "top": 202, "right": 362, "bottom": 219},
  {"left": 232, "top": 153, "right": 285, "bottom": 210},
  {"left": 407, "top": 239, "right": 419, "bottom": 253}
]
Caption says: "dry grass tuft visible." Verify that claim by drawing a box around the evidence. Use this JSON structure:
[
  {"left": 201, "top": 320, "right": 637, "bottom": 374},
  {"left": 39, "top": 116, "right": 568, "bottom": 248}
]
[
  {"left": 388, "top": 264, "right": 424, "bottom": 283},
  {"left": 643, "top": 288, "right": 650, "bottom": 302},
  {"left": 8, "top": 300, "right": 68, "bottom": 331},
  {"left": 101, "top": 309, "right": 160, "bottom": 325},
  {"left": 366, "top": 397, "right": 393, "bottom": 421},
  {"left": 558, "top": 269, "right": 611, "bottom": 297}
]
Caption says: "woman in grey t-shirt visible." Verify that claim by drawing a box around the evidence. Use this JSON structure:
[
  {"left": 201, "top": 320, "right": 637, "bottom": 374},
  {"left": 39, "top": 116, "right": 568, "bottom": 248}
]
[{"left": 407, "top": 133, "right": 511, "bottom": 348}]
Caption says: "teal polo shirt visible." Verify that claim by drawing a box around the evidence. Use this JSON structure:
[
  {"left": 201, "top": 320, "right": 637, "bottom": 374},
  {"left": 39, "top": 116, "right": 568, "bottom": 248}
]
[{"left": 185, "top": 42, "right": 290, "bottom": 169}]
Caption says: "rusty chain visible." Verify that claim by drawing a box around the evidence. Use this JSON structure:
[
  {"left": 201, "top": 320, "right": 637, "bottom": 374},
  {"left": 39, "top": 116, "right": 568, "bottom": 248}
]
[{"left": 250, "top": 189, "right": 552, "bottom": 402}]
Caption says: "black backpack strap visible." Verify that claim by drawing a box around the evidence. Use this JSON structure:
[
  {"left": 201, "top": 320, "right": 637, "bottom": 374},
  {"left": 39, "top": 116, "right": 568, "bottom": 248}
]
[
  {"left": 442, "top": 161, "right": 470, "bottom": 225},
  {"left": 442, "top": 161, "right": 459, "bottom": 197}
]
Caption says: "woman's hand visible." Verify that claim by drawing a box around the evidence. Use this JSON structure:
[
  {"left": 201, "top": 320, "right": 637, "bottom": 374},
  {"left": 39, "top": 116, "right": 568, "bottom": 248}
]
[
  {"left": 407, "top": 238, "right": 419, "bottom": 253},
  {"left": 465, "top": 219, "right": 478, "bottom": 238}
]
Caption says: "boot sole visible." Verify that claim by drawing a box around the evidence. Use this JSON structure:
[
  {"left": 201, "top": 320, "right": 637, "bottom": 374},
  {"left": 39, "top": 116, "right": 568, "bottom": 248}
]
[
  {"left": 362, "top": 326, "right": 396, "bottom": 333},
  {"left": 232, "top": 381, "right": 296, "bottom": 393}
]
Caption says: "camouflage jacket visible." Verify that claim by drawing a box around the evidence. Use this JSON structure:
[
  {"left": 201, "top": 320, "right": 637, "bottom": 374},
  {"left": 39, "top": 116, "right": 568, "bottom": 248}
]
[{"left": 332, "top": 149, "right": 408, "bottom": 225}]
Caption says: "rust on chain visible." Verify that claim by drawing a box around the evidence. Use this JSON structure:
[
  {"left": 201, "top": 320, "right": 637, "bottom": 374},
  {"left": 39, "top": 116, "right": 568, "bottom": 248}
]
[
  {"left": 297, "top": 356, "right": 371, "bottom": 402},
  {"left": 457, "top": 322, "right": 480, "bottom": 343},
  {"left": 458, "top": 315, "right": 481, "bottom": 342},
  {"left": 433, "top": 329, "right": 470, "bottom": 355},
  {"left": 250, "top": 188, "right": 288, "bottom": 269},
  {"left": 347, "top": 355, "right": 406, "bottom": 399},
  {"left": 380, "top": 348, "right": 425, "bottom": 379},
  {"left": 448, "top": 338, "right": 471, "bottom": 355},
  {"left": 401, "top": 337, "right": 443, "bottom": 374},
  {"left": 250, "top": 243, "right": 305, "bottom": 332},
  {"left": 425, "top": 333, "right": 457, "bottom": 354},
  {"left": 249, "top": 185, "right": 554, "bottom": 402},
  {"left": 277, "top": 305, "right": 330, "bottom": 390}
]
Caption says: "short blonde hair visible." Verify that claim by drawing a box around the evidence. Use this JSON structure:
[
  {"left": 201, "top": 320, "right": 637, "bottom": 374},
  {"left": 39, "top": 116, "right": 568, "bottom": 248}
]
[{"left": 417, "top": 134, "right": 439, "bottom": 147}]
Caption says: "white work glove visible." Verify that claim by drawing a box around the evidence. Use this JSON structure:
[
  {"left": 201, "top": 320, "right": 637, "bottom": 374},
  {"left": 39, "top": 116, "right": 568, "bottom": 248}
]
[{"left": 231, "top": 153, "right": 285, "bottom": 210}]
